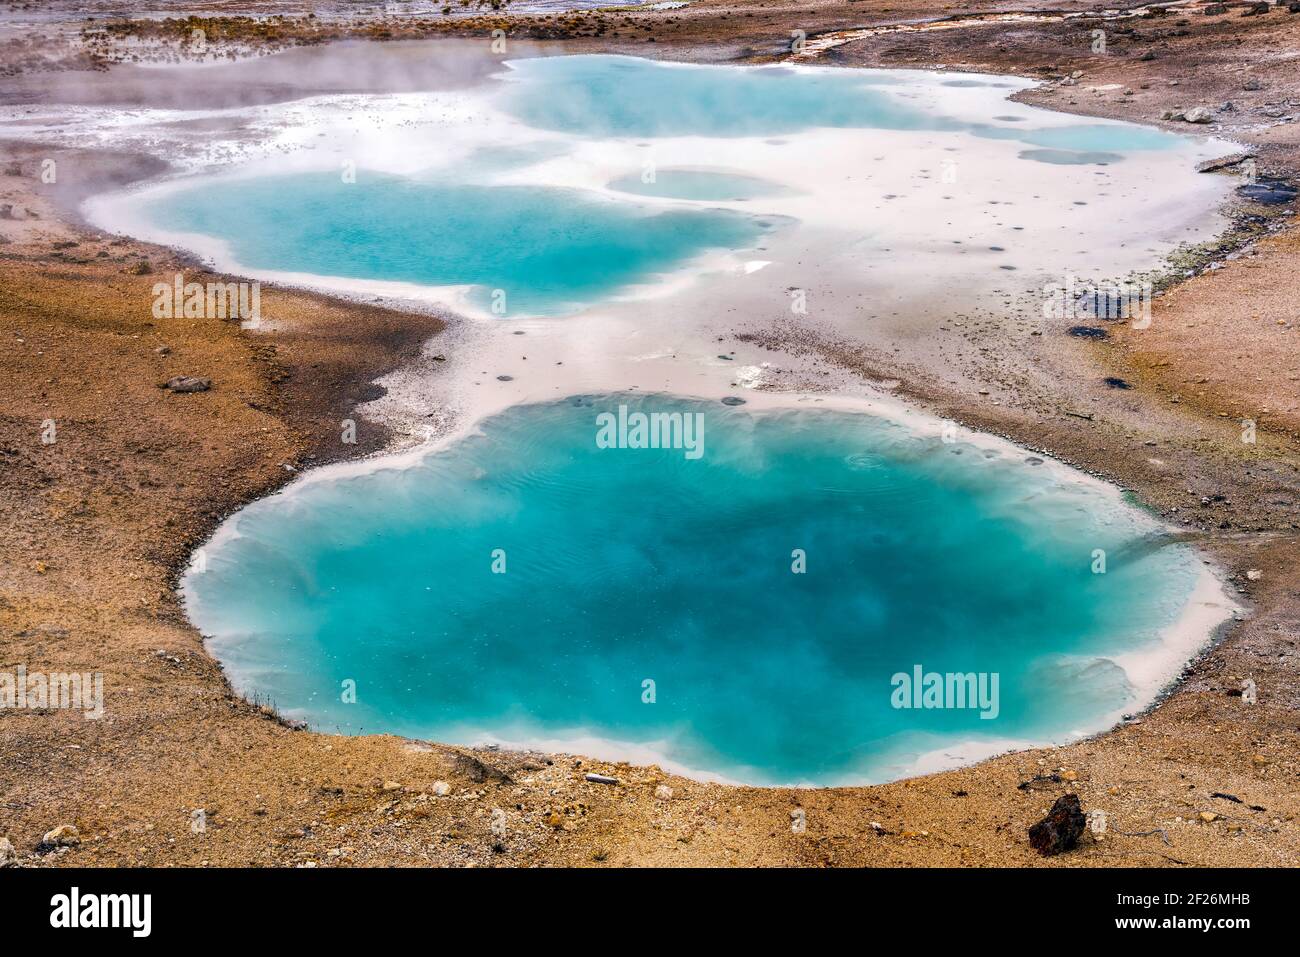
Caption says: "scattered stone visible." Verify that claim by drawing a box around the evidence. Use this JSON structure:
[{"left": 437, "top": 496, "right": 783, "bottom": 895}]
[
  {"left": 1103, "top": 376, "right": 1132, "bottom": 389},
  {"left": 1088, "top": 809, "right": 1108, "bottom": 835},
  {"left": 1018, "top": 772, "right": 1063, "bottom": 791},
  {"left": 451, "top": 751, "right": 512, "bottom": 784},
  {"left": 1068, "top": 325, "right": 1109, "bottom": 339},
  {"left": 382, "top": 781, "right": 402, "bottom": 792},
  {"left": 1241, "top": 1, "right": 1271, "bottom": 14},
  {"left": 154, "top": 345, "right": 171, "bottom": 356},
  {"left": 495, "top": 374, "right": 513, "bottom": 381},
  {"left": 432, "top": 780, "right": 451, "bottom": 796},
  {"left": 654, "top": 784, "right": 673, "bottom": 801},
  {"left": 1196, "top": 151, "right": 1257, "bottom": 174},
  {"left": 1199, "top": 811, "right": 1219, "bottom": 823},
  {"left": 1182, "top": 106, "right": 1215, "bottom": 124},
  {"left": 125, "top": 260, "right": 153, "bottom": 275},
  {"left": 721, "top": 396, "right": 746, "bottom": 406},
  {"left": 1241, "top": 677, "right": 1258, "bottom": 704},
  {"left": 163, "top": 375, "right": 211, "bottom": 393},
  {"left": 1202, "top": 2, "right": 1227, "bottom": 12},
  {"left": 584, "top": 773, "right": 618, "bottom": 785},
  {"left": 1211, "top": 792, "right": 1244, "bottom": 804},
  {"left": 0, "top": 836, "right": 14, "bottom": 867},
  {"left": 1029, "top": 794, "right": 1087, "bottom": 856},
  {"left": 40, "top": 824, "right": 79, "bottom": 849}
]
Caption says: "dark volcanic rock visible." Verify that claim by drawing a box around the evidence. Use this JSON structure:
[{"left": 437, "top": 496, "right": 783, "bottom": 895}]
[
  {"left": 1067, "top": 325, "right": 1109, "bottom": 340},
  {"left": 1029, "top": 794, "right": 1087, "bottom": 856}
]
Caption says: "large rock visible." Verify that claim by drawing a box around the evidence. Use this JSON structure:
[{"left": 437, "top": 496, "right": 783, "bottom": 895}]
[
  {"left": 1183, "top": 106, "right": 1215, "bottom": 124},
  {"left": 1028, "top": 794, "right": 1087, "bottom": 856}
]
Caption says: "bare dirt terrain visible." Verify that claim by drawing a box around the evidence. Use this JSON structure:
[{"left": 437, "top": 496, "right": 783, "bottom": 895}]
[{"left": 0, "top": 1, "right": 1297, "bottom": 867}]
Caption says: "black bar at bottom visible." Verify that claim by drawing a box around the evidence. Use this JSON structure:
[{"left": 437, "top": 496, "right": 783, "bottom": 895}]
[{"left": 0, "top": 866, "right": 1278, "bottom": 942}]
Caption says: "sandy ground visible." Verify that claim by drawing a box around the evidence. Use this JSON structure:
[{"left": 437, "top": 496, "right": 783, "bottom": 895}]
[{"left": 1, "top": 2, "right": 1298, "bottom": 868}]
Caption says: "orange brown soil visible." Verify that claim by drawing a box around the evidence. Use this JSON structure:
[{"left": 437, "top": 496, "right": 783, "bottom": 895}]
[{"left": 1, "top": 3, "right": 1298, "bottom": 867}]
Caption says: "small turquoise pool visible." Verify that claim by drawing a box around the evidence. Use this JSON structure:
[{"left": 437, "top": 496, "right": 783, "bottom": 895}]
[{"left": 146, "top": 174, "right": 768, "bottom": 317}]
